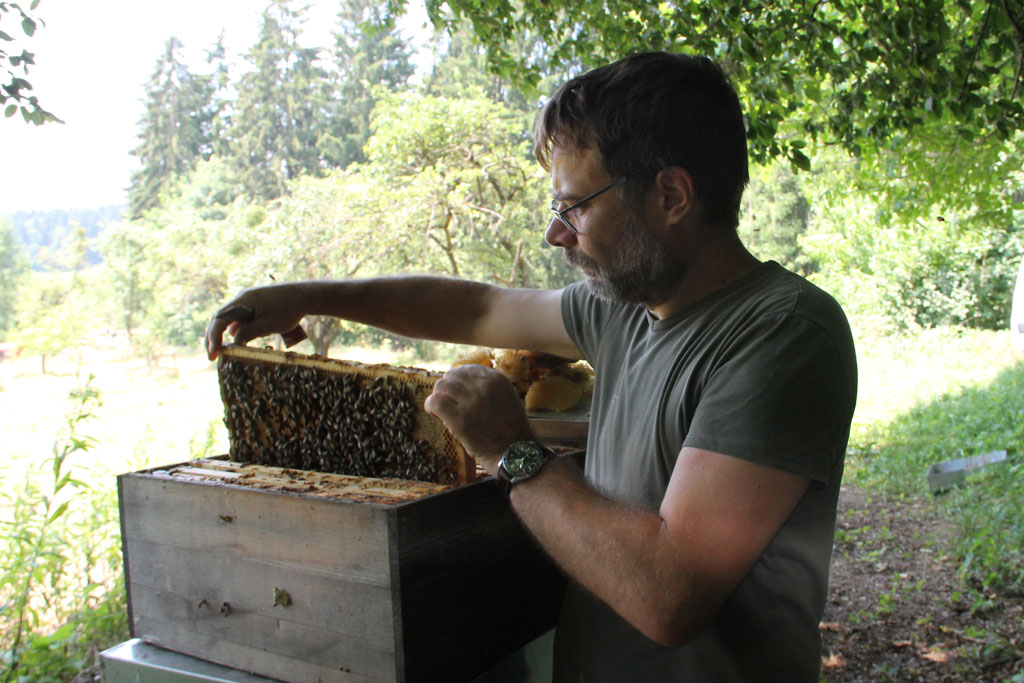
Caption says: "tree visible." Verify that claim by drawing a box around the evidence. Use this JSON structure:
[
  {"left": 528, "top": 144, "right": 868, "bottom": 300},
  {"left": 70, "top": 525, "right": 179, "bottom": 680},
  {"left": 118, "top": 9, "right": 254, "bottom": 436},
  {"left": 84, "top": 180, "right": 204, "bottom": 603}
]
[
  {"left": 232, "top": 83, "right": 561, "bottom": 355},
  {"left": 739, "top": 163, "right": 816, "bottom": 276},
  {"left": 230, "top": 0, "right": 332, "bottom": 200},
  {"left": 361, "top": 86, "right": 551, "bottom": 285},
  {"left": 12, "top": 226, "right": 92, "bottom": 373},
  {"left": 243, "top": 170, "right": 385, "bottom": 354},
  {"left": 387, "top": 0, "right": 1024, "bottom": 167},
  {"left": 794, "top": 138, "right": 1024, "bottom": 330},
  {"left": 0, "top": 217, "right": 26, "bottom": 335},
  {"left": 423, "top": 19, "right": 577, "bottom": 109},
  {"left": 129, "top": 37, "right": 217, "bottom": 218},
  {"left": 203, "top": 32, "right": 235, "bottom": 160},
  {"left": 1, "top": 0, "right": 61, "bottom": 125},
  {"left": 127, "top": 158, "right": 250, "bottom": 348},
  {"left": 12, "top": 273, "right": 85, "bottom": 373},
  {"left": 323, "top": 0, "right": 415, "bottom": 168},
  {"left": 382, "top": 1, "right": 1024, "bottom": 331},
  {"left": 99, "top": 220, "right": 151, "bottom": 341}
]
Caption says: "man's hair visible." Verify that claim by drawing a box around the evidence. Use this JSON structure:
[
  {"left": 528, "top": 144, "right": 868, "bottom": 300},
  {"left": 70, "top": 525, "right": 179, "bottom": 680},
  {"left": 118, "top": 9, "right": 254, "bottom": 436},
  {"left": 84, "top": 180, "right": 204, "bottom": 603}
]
[{"left": 534, "top": 52, "right": 749, "bottom": 230}]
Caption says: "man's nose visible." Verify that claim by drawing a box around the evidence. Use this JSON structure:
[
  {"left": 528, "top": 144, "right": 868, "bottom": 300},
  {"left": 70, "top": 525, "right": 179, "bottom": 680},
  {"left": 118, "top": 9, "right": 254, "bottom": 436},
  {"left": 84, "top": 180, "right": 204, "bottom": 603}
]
[{"left": 545, "top": 217, "right": 578, "bottom": 248}]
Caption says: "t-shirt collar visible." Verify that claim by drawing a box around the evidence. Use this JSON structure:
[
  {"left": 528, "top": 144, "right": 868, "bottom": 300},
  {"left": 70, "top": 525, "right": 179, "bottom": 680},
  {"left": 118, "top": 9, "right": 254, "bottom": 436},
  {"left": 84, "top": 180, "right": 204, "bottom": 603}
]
[{"left": 646, "top": 261, "right": 780, "bottom": 331}]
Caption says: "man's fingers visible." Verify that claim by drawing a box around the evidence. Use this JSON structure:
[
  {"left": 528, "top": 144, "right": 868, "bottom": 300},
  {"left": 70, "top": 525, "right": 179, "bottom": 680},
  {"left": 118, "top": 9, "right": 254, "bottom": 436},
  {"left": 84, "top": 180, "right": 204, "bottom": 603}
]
[
  {"left": 425, "top": 371, "right": 467, "bottom": 414},
  {"left": 215, "top": 304, "right": 254, "bottom": 322},
  {"left": 205, "top": 316, "right": 228, "bottom": 360},
  {"left": 205, "top": 302, "right": 256, "bottom": 360},
  {"left": 423, "top": 390, "right": 457, "bottom": 422},
  {"left": 230, "top": 322, "right": 261, "bottom": 348}
]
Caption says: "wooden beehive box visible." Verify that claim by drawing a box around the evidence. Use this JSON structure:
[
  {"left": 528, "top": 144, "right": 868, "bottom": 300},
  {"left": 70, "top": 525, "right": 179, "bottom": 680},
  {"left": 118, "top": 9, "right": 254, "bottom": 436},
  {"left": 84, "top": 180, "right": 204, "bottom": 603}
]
[
  {"left": 119, "top": 459, "right": 565, "bottom": 682},
  {"left": 118, "top": 348, "right": 566, "bottom": 682}
]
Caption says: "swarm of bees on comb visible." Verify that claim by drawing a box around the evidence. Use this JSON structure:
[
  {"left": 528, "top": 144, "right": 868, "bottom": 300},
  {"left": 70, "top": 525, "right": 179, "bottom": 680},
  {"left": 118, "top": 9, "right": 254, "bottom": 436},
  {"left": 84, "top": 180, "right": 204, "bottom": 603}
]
[{"left": 218, "top": 347, "right": 469, "bottom": 485}]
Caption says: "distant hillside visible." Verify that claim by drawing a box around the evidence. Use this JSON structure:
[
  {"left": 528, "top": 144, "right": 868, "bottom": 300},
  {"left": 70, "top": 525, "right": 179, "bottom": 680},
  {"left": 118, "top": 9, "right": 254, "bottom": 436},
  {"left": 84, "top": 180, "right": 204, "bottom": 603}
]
[{"left": 7, "top": 206, "right": 126, "bottom": 271}]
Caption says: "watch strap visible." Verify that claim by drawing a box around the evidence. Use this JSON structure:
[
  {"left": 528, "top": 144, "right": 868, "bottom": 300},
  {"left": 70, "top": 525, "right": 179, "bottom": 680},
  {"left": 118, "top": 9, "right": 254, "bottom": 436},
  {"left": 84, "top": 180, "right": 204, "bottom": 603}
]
[
  {"left": 495, "top": 441, "right": 554, "bottom": 498},
  {"left": 496, "top": 461, "right": 515, "bottom": 497}
]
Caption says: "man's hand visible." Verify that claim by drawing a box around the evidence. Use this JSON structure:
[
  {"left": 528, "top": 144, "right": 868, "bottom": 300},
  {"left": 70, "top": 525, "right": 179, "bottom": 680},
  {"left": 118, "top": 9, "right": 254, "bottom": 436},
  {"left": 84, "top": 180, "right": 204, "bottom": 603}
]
[
  {"left": 204, "top": 284, "right": 306, "bottom": 361},
  {"left": 424, "top": 364, "right": 534, "bottom": 475}
]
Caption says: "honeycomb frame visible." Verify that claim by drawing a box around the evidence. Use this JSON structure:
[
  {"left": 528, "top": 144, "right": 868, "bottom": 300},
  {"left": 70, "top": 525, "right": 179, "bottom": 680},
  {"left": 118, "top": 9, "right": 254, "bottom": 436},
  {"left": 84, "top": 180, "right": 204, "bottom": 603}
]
[{"left": 217, "top": 346, "right": 475, "bottom": 486}]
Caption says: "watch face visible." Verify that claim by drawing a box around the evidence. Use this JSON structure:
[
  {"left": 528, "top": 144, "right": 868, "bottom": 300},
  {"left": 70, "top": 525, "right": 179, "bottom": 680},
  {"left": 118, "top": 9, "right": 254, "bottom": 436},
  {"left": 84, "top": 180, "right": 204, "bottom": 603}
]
[
  {"left": 505, "top": 451, "right": 532, "bottom": 478},
  {"left": 504, "top": 442, "right": 550, "bottom": 481}
]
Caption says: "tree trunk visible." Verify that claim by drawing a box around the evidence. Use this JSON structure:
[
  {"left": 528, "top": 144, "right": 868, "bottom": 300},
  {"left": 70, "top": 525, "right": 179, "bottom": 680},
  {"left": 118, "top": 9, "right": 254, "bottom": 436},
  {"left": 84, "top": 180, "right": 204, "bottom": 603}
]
[{"left": 305, "top": 315, "right": 340, "bottom": 357}]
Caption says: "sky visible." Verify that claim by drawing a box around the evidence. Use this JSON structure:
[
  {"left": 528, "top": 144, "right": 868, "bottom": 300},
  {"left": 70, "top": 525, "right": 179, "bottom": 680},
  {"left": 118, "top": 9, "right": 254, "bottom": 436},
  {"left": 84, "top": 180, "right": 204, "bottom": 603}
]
[{"left": 0, "top": 0, "right": 429, "bottom": 216}]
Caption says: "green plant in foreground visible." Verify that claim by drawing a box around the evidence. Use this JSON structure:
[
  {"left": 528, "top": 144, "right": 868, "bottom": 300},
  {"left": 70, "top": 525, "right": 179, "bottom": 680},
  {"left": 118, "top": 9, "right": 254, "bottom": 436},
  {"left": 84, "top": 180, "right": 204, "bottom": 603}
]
[
  {"left": 848, "top": 356, "right": 1024, "bottom": 598},
  {"left": 188, "top": 418, "right": 223, "bottom": 460},
  {"left": 0, "top": 375, "right": 127, "bottom": 681},
  {"left": 949, "top": 456, "right": 1024, "bottom": 594}
]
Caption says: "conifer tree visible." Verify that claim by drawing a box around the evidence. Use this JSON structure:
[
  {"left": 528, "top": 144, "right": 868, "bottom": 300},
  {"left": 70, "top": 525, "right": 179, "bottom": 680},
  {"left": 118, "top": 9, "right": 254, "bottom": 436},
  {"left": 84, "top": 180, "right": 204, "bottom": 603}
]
[
  {"left": 230, "top": 0, "right": 331, "bottom": 200},
  {"left": 0, "top": 219, "right": 26, "bottom": 336},
  {"left": 128, "top": 37, "right": 215, "bottom": 218},
  {"left": 324, "top": 0, "right": 415, "bottom": 168},
  {"left": 204, "top": 32, "right": 235, "bottom": 161}
]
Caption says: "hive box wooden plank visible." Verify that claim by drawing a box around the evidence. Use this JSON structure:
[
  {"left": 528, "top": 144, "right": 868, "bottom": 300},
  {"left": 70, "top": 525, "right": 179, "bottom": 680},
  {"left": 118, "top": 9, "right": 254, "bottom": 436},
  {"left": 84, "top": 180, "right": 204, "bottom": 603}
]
[{"left": 119, "top": 459, "right": 565, "bottom": 682}]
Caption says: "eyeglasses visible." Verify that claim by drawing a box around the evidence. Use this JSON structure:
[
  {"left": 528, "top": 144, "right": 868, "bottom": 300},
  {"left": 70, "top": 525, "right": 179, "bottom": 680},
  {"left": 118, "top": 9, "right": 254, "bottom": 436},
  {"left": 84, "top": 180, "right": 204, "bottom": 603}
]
[{"left": 549, "top": 176, "right": 629, "bottom": 235}]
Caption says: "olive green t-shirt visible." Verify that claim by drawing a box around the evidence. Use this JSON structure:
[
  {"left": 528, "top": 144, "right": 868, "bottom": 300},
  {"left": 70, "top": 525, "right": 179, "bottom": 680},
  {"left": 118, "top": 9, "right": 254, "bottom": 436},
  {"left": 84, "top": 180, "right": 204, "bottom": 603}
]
[{"left": 555, "top": 261, "right": 857, "bottom": 682}]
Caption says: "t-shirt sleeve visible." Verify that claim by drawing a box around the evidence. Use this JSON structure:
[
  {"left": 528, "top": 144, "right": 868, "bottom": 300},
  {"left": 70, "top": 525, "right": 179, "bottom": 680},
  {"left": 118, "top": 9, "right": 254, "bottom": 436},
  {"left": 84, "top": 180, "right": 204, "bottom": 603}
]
[
  {"left": 682, "top": 311, "right": 855, "bottom": 486},
  {"left": 561, "top": 281, "right": 612, "bottom": 364}
]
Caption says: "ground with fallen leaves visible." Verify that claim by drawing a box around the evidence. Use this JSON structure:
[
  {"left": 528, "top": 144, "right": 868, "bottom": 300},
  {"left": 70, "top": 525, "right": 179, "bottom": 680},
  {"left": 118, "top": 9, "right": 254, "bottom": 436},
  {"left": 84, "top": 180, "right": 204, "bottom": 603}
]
[{"left": 821, "top": 484, "right": 1024, "bottom": 681}]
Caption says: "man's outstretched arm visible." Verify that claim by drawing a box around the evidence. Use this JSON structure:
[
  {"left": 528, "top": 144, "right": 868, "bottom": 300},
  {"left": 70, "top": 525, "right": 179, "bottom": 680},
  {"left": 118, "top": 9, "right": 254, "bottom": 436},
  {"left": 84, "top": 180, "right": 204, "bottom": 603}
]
[{"left": 204, "top": 276, "right": 579, "bottom": 361}]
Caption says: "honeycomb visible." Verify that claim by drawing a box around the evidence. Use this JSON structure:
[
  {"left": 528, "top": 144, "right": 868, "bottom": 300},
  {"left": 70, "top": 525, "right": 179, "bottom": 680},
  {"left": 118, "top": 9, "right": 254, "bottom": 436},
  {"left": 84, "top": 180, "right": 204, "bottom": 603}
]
[{"left": 217, "top": 346, "right": 474, "bottom": 485}]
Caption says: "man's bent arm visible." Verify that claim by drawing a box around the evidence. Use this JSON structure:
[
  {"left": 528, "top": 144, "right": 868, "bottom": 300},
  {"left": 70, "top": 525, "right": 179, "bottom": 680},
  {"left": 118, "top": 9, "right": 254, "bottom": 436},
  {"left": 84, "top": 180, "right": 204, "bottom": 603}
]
[
  {"left": 509, "top": 446, "right": 809, "bottom": 647},
  {"left": 205, "top": 276, "right": 578, "bottom": 361}
]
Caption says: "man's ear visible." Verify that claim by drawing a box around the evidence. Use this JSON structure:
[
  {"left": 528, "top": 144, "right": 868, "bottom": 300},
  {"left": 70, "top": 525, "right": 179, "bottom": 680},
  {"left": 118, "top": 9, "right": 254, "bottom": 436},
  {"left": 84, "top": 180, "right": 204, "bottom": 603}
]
[{"left": 655, "top": 166, "right": 698, "bottom": 224}]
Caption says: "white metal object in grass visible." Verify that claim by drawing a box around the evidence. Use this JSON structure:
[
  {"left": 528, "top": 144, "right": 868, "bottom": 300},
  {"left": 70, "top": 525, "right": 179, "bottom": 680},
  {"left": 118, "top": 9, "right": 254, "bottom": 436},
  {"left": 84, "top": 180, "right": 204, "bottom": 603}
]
[{"left": 927, "top": 450, "right": 1008, "bottom": 493}]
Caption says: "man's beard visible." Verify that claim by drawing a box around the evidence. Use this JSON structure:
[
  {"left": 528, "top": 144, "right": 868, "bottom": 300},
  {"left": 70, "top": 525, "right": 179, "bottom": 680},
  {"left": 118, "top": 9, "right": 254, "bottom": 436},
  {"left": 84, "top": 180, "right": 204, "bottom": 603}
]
[{"left": 565, "top": 212, "right": 686, "bottom": 307}]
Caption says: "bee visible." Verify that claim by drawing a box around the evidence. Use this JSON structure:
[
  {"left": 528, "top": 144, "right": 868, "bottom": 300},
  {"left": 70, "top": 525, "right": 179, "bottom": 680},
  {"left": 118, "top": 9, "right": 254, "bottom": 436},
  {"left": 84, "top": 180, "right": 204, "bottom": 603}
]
[{"left": 273, "top": 587, "right": 293, "bottom": 607}]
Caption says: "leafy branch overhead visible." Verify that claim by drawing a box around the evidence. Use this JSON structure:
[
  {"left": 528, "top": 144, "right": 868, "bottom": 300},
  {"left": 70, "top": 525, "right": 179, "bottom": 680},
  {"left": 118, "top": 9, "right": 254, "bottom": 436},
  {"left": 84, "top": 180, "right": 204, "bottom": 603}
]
[
  {"left": 386, "top": 0, "right": 1024, "bottom": 168},
  {"left": 0, "top": 0, "right": 61, "bottom": 125}
]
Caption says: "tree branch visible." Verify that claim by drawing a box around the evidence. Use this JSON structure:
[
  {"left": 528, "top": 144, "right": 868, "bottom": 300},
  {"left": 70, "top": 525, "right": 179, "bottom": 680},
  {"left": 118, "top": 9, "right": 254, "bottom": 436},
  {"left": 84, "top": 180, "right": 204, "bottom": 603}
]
[{"left": 960, "top": 0, "right": 994, "bottom": 98}]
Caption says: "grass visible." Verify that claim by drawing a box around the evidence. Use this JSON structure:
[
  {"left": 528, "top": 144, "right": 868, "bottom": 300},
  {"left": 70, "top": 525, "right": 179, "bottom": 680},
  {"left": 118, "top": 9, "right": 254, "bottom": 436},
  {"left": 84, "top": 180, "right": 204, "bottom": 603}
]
[
  {"left": 0, "top": 324, "right": 1022, "bottom": 679},
  {"left": 846, "top": 323, "right": 1024, "bottom": 595}
]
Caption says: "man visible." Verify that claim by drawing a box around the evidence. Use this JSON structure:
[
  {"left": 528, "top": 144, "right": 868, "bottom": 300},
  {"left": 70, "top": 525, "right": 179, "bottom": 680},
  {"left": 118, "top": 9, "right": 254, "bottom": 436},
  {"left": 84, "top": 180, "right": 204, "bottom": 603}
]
[{"left": 206, "top": 52, "right": 857, "bottom": 681}]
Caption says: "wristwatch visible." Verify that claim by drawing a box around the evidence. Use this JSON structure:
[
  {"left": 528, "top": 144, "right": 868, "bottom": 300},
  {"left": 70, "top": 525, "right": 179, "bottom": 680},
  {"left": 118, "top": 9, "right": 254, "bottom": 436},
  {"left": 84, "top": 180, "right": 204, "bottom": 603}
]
[{"left": 496, "top": 441, "right": 555, "bottom": 497}]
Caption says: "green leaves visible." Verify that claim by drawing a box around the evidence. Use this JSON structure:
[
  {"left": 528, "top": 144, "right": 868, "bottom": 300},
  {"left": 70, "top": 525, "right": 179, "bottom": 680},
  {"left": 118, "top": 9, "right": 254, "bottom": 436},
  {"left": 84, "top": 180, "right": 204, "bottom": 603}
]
[
  {"left": 789, "top": 147, "right": 811, "bottom": 173},
  {"left": 1, "top": 376, "right": 114, "bottom": 681},
  {"left": 800, "top": 128, "right": 1024, "bottom": 332},
  {"left": 414, "top": 0, "right": 1023, "bottom": 167},
  {"left": 46, "top": 500, "right": 69, "bottom": 525},
  {"left": 1, "top": 0, "right": 60, "bottom": 126}
]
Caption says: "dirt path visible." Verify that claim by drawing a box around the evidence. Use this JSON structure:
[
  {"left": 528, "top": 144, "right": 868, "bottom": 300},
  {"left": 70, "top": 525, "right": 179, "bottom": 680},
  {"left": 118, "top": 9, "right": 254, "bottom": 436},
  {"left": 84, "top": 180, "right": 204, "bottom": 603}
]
[{"left": 822, "top": 485, "right": 1023, "bottom": 681}]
